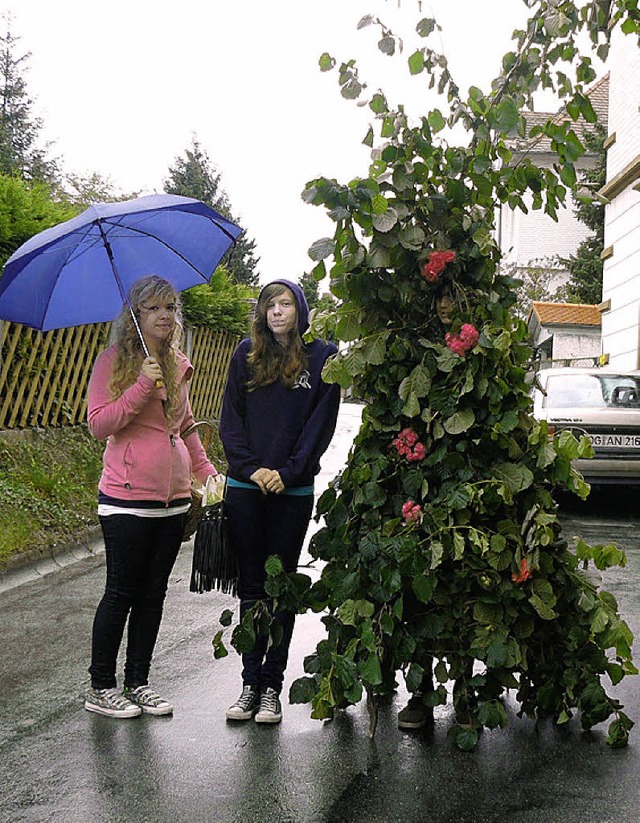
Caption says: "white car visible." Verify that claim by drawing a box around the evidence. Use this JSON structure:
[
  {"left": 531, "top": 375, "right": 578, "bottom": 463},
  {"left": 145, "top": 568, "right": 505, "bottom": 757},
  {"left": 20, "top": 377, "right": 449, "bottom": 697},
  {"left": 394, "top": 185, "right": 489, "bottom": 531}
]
[{"left": 530, "top": 366, "right": 640, "bottom": 485}]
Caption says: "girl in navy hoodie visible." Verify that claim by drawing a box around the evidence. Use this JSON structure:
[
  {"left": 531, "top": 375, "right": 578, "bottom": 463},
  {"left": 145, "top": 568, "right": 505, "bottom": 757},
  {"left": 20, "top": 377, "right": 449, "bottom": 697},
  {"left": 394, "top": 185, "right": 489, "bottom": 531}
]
[{"left": 220, "top": 279, "right": 340, "bottom": 724}]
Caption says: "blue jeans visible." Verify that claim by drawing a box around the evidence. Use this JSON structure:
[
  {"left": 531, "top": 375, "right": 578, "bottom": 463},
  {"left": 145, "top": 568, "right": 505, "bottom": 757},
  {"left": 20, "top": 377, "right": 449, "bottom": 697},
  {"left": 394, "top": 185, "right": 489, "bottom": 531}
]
[
  {"left": 89, "top": 513, "right": 184, "bottom": 689},
  {"left": 225, "top": 488, "right": 314, "bottom": 694}
]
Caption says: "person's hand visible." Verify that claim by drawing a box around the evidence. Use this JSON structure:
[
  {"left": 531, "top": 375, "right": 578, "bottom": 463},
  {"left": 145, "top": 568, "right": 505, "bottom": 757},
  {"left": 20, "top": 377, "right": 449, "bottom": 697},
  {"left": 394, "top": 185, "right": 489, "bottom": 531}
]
[
  {"left": 250, "top": 468, "right": 271, "bottom": 494},
  {"left": 263, "top": 469, "right": 285, "bottom": 494},
  {"left": 141, "top": 356, "right": 163, "bottom": 385}
]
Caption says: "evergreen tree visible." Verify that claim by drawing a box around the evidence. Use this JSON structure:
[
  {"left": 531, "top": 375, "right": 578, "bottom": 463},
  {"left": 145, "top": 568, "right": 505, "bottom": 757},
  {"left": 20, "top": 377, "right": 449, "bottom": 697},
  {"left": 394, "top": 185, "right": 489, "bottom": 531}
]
[
  {"left": 0, "top": 15, "right": 57, "bottom": 182},
  {"left": 299, "top": 270, "right": 321, "bottom": 309},
  {"left": 164, "top": 137, "right": 260, "bottom": 287},
  {"left": 561, "top": 123, "right": 607, "bottom": 304}
]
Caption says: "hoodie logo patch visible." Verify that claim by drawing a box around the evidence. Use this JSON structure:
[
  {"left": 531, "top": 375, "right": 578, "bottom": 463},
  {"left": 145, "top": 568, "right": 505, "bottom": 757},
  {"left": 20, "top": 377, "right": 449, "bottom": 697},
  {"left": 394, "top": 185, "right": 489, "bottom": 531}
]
[{"left": 293, "top": 370, "right": 312, "bottom": 390}]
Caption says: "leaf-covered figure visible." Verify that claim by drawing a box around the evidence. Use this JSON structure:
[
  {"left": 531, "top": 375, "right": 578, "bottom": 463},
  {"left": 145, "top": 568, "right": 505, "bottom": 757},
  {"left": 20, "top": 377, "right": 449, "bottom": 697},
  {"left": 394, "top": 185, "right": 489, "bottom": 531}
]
[{"left": 283, "top": 2, "right": 639, "bottom": 750}]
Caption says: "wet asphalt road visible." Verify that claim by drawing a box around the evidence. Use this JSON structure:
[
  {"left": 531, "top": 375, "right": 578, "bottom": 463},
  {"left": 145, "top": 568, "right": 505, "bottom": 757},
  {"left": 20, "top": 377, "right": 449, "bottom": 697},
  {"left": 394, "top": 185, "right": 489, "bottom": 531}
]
[{"left": 1, "top": 402, "right": 639, "bottom": 823}]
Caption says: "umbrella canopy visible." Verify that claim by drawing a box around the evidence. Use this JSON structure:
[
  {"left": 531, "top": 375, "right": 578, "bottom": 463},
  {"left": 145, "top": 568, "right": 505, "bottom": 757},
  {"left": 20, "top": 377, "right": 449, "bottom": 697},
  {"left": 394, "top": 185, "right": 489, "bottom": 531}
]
[{"left": 0, "top": 194, "right": 243, "bottom": 331}]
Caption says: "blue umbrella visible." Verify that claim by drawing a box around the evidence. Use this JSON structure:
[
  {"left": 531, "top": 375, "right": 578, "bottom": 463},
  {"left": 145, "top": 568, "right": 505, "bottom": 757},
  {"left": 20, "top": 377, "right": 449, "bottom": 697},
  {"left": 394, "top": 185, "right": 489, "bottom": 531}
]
[{"left": 0, "top": 193, "right": 243, "bottom": 351}]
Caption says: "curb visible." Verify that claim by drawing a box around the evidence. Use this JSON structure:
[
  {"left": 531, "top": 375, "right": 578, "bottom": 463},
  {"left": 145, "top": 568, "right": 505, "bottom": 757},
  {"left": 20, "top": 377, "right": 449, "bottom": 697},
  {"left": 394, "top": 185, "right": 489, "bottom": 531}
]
[{"left": 0, "top": 527, "right": 105, "bottom": 595}]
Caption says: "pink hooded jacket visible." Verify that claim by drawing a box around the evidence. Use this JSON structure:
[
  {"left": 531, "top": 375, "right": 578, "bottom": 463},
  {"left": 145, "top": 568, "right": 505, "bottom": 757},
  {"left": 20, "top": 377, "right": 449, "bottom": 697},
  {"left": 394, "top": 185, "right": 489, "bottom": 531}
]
[{"left": 87, "top": 344, "right": 216, "bottom": 504}]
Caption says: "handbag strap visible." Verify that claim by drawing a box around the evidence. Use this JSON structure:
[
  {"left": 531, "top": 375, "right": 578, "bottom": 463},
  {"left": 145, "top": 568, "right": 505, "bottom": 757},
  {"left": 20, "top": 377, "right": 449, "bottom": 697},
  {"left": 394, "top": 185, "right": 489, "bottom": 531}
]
[{"left": 181, "top": 419, "right": 213, "bottom": 451}]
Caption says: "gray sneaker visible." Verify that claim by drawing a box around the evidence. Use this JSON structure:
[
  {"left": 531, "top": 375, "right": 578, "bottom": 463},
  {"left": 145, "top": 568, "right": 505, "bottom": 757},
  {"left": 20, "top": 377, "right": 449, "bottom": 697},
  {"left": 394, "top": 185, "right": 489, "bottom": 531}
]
[
  {"left": 255, "top": 687, "right": 282, "bottom": 724},
  {"left": 226, "top": 685, "right": 260, "bottom": 720},
  {"left": 85, "top": 687, "right": 142, "bottom": 719},
  {"left": 123, "top": 685, "right": 173, "bottom": 716}
]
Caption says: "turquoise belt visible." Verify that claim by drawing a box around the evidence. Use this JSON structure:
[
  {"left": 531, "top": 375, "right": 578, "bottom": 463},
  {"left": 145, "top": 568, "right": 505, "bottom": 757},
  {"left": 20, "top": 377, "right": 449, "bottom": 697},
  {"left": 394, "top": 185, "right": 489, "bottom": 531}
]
[{"left": 227, "top": 476, "right": 314, "bottom": 497}]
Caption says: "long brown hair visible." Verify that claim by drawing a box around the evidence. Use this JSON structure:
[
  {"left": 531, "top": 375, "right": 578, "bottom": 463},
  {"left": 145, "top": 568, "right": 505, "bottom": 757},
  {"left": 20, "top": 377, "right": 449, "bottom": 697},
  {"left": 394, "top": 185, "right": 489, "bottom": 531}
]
[
  {"left": 247, "top": 283, "right": 308, "bottom": 389},
  {"left": 108, "top": 275, "right": 183, "bottom": 423}
]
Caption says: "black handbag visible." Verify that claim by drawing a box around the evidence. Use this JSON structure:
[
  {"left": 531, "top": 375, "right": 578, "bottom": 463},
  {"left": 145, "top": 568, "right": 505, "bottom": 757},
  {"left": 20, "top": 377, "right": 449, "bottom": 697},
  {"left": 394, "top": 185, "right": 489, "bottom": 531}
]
[{"left": 189, "top": 488, "right": 238, "bottom": 596}]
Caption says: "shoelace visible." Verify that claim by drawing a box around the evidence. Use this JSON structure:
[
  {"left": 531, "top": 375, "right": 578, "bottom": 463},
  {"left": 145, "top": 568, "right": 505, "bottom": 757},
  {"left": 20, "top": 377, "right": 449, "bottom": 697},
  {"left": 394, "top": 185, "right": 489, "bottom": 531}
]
[
  {"left": 260, "top": 690, "right": 279, "bottom": 712},
  {"left": 235, "top": 687, "right": 256, "bottom": 709},
  {"left": 130, "top": 686, "right": 164, "bottom": 705},
  {"left": 98, "top": 688, "right": 132, "bottom": 709}
]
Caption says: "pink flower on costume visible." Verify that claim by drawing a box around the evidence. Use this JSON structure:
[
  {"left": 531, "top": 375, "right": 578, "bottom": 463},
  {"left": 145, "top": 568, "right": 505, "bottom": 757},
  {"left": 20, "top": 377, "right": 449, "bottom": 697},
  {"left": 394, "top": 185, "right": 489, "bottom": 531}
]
[
  {"left": 421, "top": 250, "right": 456, "bottom": 283},
  {"left": 402, "top": 501, "right": 423, "bottom": 524},
  {"left": 406, "top": 442, "right": 426, "bottom": 462},
  {"left": 445, "top": 323, "right": 479, "bottom": 357},
  {"left": 392, "top": 428, "right": 426, "bottom": 462}
]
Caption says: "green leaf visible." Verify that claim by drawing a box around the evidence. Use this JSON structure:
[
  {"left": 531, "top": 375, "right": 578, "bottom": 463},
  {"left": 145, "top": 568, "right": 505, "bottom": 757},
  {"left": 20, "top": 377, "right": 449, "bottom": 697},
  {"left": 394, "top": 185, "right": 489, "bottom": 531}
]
[
  {"left": 369, "top": 93, "right": 388, "bottom": 114},
  {"left": 443, "top": 408, "right": 475, "bottom": 434},
  {"left": 321, "top": 355, "right": 352, "bottom": 389},
  {"left": 372, "top": 209, "right": 398, "bottom": 233},
  {"left": 336, "top": 311, "right": 364, "bottom": 342},
  {"left": 406, "top": 662, "right": 425, "bottom": 692},
  {"left": 399, "top": 364, "right": 432, "bottom": 402},
  {"left": 361, "top": 334, "right": 388, "bottom": 365},
  {"left": 529, "top": 594, "right": 557, "bottom": 621},
  {"left": 413, "top": 573, "right": 436, "bottom": 603},
  {"left": 319, "top": 53, "right": 335, "bottom": 72},
  {"left": 308, "top": 237, "right": 335, "bottom": 261},
  {"left": 448, "top": 724, "right": 479, "bottom": 751},
  {"left": 360, "top": 652, "right": 383, "bottom": 685},
  {"left": 265, "top": 554, "right": 283, "bottom": 576},
  {"left": 428, "top": 109, "right": 446, "bottom": 133},
  {"left": 416, "top": 18, "right": 436, "bottom": 37},
  {"left": 401, "top": 391, "right": 421, "bottom": 418},
  {"left": 398, "top": 224, "right": 426, "bottom": 250},
  {"left": 211, "top": 629, "right": 228, "bottom": 659},
  {"left": 290, "top": 676, "right": 318, "bottom": 704},
  {"left": 371, "top": 194, "right": 389, "bottom": 215},
  {"left": 493, "top": 98, "right": 519, "bottom": 133},
  {"left": 492, "top": 463, "right": 534, "bottom": 493},
  {"left": 408, "top": 50, "right": 425, "bottom": 75},
  {"left": 219, "top": 609, "right": 234, "bottom": 627}
]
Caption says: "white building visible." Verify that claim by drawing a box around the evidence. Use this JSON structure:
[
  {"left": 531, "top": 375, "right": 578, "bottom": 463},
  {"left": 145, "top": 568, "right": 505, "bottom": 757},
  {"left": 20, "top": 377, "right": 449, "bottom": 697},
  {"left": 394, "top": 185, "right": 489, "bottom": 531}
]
[
  {"left": 599, "top": 29, "right": 640, "bottom": 370},
  {"left": 527, "top": 302, "right": 601, "bottom": 366},
  {"left": 498, "top": 76, "right": 609, "bottom": 289}
]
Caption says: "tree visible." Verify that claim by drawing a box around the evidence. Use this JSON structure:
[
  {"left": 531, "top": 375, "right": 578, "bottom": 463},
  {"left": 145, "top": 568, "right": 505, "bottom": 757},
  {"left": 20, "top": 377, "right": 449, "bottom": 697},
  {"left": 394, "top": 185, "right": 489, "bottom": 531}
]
[
  {"left": 217, "top": 1, "right": 639, "bottom": 751},
  {"left": 0, "top": 14, "right": 57, "bottom": 182},
  {"left": 0, "top": 173, "right": 77, "bottom": 268},
  {"left": 180, "top": 264, "right": 255, "bottom": 337},
  {"left": 508, "top": 257, "right": 569, "bottom": 319},
  {"left": 561, "top": 123, "right": 607, "bottom": 304},
  {"left": 58, "top": 171, "right": 139, "bottom": 207},
  {"left": 164, "top": 137, "right": 260, "bottom": 287}
]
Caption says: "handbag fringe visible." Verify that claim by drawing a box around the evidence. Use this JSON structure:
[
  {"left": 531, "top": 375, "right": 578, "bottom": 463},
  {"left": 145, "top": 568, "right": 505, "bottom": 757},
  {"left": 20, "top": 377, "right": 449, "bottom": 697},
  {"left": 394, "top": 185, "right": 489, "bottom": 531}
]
[{"left": 190, "top": 499, "right": 238, "bottom": 597}]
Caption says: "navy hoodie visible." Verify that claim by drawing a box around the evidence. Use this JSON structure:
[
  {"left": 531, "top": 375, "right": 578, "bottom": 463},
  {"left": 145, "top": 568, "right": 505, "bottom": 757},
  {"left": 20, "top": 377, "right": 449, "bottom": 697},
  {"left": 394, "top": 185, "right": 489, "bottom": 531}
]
[{"left": 219, "top": 279, "right": 341, "bottom": 489}]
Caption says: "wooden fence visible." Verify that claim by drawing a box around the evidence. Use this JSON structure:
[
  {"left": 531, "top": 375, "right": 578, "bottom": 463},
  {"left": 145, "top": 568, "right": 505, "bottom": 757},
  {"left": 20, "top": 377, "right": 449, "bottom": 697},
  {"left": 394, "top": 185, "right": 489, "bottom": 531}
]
[{"left": 0, "top": 320, "right": 238, "bottom": 430}]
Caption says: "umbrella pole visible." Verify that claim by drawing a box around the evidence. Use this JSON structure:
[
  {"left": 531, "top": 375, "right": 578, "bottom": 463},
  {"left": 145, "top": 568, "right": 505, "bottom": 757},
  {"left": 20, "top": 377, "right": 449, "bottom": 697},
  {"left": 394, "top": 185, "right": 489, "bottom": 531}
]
[
  {"left": 97, "top": 219, "right": 163, "bottom": 392},
  {"left": 96, "top": 219, "right": 150, "bottom": 357}
]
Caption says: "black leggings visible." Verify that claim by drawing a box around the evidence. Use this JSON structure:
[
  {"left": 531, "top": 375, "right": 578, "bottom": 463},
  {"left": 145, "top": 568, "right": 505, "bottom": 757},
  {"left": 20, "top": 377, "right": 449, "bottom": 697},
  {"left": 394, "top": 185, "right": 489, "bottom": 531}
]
[
  {"left": 225, "top": 487, "right": 314, "bottom": 693},
  {"left": 89, "top": 513, "right": 184, "bottom": 690}
]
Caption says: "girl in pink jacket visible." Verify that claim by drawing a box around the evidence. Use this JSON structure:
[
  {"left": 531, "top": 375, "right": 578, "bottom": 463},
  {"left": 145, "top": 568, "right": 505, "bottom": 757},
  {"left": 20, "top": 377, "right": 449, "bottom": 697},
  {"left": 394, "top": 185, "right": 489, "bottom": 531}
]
[{"left": 85, "top": 275, "right": 217, "bottom": 719}]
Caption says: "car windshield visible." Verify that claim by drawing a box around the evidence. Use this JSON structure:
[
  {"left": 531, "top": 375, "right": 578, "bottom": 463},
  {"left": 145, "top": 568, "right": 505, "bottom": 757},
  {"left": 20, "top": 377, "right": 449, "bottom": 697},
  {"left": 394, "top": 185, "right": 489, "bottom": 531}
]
[{"left": 543, "top": 374, "right": 640, "bottom": 409}]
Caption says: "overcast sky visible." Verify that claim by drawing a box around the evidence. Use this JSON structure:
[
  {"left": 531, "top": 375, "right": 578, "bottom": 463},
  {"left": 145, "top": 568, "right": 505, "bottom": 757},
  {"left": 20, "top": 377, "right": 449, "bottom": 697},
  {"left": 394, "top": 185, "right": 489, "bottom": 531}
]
[{"left": 11, "top": 0, "right": 551, "bottom": 285}]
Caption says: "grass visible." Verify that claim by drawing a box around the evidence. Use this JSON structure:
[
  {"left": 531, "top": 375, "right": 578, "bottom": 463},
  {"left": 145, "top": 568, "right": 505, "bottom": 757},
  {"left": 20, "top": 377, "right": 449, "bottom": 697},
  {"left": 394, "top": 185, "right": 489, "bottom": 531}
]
[{"left": 0, "top": 425, "right": 226, "bottom": 565}]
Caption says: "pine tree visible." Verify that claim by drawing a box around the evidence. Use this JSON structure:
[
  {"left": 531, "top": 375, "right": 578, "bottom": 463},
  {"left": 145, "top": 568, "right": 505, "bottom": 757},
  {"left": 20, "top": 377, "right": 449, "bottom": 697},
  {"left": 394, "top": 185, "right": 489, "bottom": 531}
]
[
  {"left": 562, "top": 124, "right": 606, "bottom": 305},
  {"left": 164, "top": 137, "right": 260, "bottom": 287},
  {"left": 0, "top": 14, "right": 57, "bottom": 182}
]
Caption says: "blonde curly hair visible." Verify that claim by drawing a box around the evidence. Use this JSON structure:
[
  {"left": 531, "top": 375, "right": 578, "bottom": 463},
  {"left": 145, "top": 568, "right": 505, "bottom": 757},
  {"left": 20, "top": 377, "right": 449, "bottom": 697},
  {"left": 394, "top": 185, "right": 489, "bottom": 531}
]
[{"left": 108, "top": 275, "right": 184, "bottom": 423}]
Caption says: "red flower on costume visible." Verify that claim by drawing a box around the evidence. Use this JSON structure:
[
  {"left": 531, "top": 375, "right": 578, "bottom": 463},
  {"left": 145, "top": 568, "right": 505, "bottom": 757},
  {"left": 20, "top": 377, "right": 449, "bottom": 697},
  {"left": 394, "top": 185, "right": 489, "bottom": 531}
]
[
  {"left": 512, "top": 558, "right": 533, "bottom": 584},
  {"left": 421, "top": 249, "right": 456, "bottom": 282}
]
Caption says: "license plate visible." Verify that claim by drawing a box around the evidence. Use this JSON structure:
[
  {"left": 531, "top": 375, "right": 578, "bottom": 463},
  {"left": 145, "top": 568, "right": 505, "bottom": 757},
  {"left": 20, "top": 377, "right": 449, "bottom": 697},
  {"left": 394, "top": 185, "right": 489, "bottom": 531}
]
[{"left": 588, "top": 433, "right": 640, "bottom": 448}]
